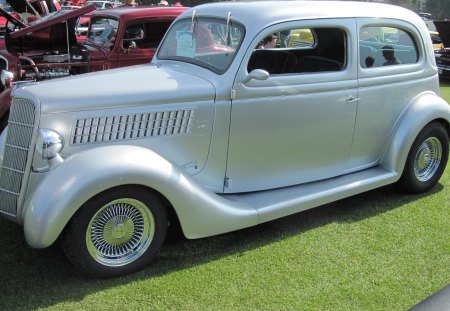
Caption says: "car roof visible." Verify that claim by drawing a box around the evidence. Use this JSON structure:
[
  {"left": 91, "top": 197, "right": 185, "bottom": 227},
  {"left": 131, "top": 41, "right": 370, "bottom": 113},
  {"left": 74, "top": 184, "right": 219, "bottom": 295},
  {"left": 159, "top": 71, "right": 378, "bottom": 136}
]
[
  {"left": 188, "top": 0, "right": 421, "bottom": 20},
  {"left": 90, "top": 5, "right": 189, "bottom": 22},
  {"left": 178, "top": 1, "right": 426, "bottom": 37}
]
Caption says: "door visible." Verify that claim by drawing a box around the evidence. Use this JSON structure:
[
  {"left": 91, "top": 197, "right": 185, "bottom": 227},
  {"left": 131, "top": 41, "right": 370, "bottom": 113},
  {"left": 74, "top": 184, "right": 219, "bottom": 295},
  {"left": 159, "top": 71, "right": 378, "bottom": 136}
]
[{"left": 225, "top": 20, "right": 359, "bottom": 193}]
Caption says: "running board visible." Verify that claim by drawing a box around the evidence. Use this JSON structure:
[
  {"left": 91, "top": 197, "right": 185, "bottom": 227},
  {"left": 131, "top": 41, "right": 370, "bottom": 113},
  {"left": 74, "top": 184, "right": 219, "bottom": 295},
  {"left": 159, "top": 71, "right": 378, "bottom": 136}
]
[{"left": 222, "top": 167, "right": 398, "bottom": 224}]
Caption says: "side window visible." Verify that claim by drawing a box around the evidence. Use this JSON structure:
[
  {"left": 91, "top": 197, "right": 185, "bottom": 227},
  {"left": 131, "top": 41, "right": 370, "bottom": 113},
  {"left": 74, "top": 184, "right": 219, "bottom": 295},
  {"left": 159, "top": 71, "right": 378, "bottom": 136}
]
[
  {"left": 89, "top": 17, "right": 119, "bottom": 47},
  {"left": 248, "top": 27, "right": 346, "bottom": 75},
  {"left": 359, "top": 26, "right": 419, "bottom": 68},
  {"left": 123, "top": 21, "right": 173, "bottom": 50}
]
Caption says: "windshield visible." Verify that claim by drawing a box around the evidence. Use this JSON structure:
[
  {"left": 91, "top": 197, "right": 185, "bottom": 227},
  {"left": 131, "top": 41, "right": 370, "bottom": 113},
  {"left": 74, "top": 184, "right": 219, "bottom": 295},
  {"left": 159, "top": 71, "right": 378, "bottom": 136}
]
[
  {"left": 0, "top": 0, "right": 15, "bottom": 13},
  {"left": 158, "top": 17, "right": 244, "bottom": 74},
  {"left": 87, "top": 16, "right": 118, "bottom": 47}
]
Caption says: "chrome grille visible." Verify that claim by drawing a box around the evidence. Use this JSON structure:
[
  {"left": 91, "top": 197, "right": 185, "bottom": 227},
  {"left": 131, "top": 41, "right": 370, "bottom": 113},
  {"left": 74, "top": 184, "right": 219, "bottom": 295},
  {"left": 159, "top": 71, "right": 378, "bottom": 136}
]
[
  {"left": 0, "top": 98, "right": 36, "bottom": 217},
  {"left": 72, "top": 109, "right": 195, "bottom": 145}
]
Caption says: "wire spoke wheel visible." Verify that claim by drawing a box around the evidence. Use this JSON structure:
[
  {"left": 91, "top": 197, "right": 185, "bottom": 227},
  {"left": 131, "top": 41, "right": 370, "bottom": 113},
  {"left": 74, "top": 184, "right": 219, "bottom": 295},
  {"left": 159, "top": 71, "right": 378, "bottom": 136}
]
[
  {"left": 398, "top": 123, "right": 449, "bottom": 194},
  {"left": 86, "top": 198, "right": 155, "bottom": 267},
  {"left": 413, "top": 137, "right": 442, "bottom": 182}
]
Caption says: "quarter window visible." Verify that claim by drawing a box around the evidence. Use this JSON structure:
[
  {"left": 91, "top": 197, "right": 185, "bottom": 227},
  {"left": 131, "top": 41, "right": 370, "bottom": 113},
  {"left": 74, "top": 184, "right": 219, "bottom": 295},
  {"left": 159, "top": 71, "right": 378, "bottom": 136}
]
[{"left": 359, "top": 26, "right": 419, "bottom": 68}]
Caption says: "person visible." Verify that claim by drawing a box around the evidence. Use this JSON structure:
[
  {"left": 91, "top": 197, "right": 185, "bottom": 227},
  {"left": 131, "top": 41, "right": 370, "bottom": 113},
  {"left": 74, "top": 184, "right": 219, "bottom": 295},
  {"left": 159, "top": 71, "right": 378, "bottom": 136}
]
[
  {"left": 258, "top": 34, "right": 277, "bottom": 49},
  {"left": 196, "top": 24, "right": 214, "bottom": 52},
  {"left": 122, "top": 0, "right": 137, "bottom": 7},
  {"left": 365, "top": 55, "right": 375, "bottom": 68},
  {"left": 382, "top": 45, "right": 400, "bottom": 66}
]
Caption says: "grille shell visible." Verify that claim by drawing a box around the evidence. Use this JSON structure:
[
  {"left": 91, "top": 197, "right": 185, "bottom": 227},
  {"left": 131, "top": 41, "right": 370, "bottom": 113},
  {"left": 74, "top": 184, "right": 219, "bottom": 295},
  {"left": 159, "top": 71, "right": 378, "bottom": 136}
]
[{"left": 0, "top": 98, "right": 37, "bottom": 218}]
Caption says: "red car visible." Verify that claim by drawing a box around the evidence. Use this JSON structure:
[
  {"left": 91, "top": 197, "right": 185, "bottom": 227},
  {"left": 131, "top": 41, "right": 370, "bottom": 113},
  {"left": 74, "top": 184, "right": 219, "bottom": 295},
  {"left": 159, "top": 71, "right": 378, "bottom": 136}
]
[{"left": 0, "top": 5, "right": 188, "bottom": 131}]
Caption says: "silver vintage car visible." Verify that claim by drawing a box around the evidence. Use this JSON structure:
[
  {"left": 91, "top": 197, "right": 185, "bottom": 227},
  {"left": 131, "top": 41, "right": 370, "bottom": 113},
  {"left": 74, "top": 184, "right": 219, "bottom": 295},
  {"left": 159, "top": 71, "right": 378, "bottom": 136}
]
[{"left": 0, "top": 1, "right": 449, "bottom": 277}]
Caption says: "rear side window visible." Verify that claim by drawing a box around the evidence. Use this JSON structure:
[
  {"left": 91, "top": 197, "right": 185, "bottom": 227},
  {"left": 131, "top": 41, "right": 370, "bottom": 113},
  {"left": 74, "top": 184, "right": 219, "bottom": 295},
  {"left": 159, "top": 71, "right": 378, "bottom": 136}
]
[{"left": 359, "top": 26, "right": 419, "bottom": 68}]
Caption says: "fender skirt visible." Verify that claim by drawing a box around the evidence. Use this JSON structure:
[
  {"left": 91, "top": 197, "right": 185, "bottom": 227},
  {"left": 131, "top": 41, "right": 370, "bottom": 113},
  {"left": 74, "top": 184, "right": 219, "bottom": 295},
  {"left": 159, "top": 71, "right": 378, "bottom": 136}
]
[{"left": 23, "top": 145, "right": 258, "bottom": 248}]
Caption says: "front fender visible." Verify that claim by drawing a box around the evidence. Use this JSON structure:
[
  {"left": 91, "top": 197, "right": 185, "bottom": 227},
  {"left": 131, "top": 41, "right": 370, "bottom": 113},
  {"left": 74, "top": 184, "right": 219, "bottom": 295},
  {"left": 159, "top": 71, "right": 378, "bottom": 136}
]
[
  {"left": 381, "top": 92, "right": 450, "bottom": 174},
  {"left": 23, "top": 145, "right": 258, "bottom": 248}
]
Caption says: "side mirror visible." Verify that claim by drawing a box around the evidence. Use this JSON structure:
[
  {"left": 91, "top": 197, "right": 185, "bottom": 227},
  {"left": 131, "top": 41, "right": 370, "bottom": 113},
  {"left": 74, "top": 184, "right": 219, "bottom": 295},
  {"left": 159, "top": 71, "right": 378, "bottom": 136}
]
[{"left": 242, "top": 69, "right": 270, "bottom": 83}]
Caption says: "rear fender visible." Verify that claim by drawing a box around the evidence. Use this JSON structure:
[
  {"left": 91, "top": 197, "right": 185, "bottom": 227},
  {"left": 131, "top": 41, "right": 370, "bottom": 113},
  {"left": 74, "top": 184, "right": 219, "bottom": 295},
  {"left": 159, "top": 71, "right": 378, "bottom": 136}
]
[{"left": 381, "top": 92, "right": 450, "bottom": 174}]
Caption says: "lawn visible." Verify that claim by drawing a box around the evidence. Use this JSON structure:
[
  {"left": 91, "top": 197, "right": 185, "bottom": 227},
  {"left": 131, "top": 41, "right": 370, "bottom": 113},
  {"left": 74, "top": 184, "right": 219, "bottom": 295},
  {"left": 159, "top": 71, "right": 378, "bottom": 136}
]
[{"left": 0, "top": 83, "right": 449, "bottom": 311}]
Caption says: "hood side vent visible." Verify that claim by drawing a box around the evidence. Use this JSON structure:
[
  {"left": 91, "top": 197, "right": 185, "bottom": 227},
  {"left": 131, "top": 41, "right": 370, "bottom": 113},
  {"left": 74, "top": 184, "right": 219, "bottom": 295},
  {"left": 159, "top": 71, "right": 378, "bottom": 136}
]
[{"left": 72, "top": 109, "right": 195, "bottom": 145}]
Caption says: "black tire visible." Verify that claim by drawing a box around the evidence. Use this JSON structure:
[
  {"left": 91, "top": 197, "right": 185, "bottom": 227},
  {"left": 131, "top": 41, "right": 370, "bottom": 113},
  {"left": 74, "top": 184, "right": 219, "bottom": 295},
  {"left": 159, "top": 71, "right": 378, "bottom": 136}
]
[
  {"left": 398, "top": 122, "right": 449, "bottom": 194},
  {"left": 61, "top": 185, "right": 168, "bottom": 278}
]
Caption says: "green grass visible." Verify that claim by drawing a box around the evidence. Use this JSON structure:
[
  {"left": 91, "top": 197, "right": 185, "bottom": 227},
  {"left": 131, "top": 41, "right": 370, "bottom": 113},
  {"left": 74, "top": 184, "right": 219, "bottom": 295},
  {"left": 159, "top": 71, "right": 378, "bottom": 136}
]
[{"left": 0, "top": 83, "right": 449, "bottom": 311}]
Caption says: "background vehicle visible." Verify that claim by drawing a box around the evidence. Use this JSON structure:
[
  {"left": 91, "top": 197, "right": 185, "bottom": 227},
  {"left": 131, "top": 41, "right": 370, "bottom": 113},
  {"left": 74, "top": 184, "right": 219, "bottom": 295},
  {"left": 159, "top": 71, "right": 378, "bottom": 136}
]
[
  {"left": 86, "top": 0, "right": 122, "bottom": 9},
  {"left": 434, "top": 20, "right": 450, "bottom": 78},
  {"left": 0, "top": 5, "right": 188, "bottom": 132},
  {"left": 430, "top": 30, "right": 442, "bottom": 50},
  {"left": 0, "top": 1, "right": 449, "bottom": 278}
]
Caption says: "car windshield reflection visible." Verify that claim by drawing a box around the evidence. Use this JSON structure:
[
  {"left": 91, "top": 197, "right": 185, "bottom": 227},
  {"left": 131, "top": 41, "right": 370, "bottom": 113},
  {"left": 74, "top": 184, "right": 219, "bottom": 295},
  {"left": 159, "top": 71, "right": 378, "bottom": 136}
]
[{"left": 158, "top": 17, "right": 244, "bottom": 74}]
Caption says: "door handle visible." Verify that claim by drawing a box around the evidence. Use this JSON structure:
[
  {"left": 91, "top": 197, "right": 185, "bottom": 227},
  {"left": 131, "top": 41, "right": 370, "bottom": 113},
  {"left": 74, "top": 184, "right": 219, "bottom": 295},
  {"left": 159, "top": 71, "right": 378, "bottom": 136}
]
[{"left": 348, "top": 96, "right": 360, "bottom": 104}]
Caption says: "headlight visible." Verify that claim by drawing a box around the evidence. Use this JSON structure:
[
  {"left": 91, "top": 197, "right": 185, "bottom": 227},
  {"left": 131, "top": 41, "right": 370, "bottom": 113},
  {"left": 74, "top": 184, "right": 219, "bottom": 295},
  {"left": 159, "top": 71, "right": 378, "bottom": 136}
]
[
  {"left": 1, "top": 70, "right": 14, "bottom": 88},
  {"left": 36, "top": 128, "right": 64, "bottom": 160}
]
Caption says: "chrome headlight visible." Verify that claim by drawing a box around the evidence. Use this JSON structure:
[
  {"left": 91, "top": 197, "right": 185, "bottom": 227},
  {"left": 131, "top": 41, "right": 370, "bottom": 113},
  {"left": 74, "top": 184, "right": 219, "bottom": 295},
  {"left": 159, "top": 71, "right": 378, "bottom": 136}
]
[
  {"left": 1, "top": 70, "right": 14, "bottom": 87},
  {"left": 36, "top": 128, "right": 64, "bottom": 160}
]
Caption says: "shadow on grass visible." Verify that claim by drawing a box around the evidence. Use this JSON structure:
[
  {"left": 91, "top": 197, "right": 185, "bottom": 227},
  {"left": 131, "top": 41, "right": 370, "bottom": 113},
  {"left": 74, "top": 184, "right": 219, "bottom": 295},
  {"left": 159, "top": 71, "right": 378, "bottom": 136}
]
[{"left": 0, "top": 181, "right": 445, "bottom": 310}]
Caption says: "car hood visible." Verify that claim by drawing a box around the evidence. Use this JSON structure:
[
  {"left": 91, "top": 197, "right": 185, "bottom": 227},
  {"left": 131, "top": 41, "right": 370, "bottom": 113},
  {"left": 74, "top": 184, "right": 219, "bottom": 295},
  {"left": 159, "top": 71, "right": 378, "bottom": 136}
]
[
  {"left": 17, "top": 64, "right": 216, "bottom": 113},
  {"left": 6, "top": 4, "right": 95, "bottom": 55},
  {"left": 9, "top": 4, "right": 95, "bottom": 39},
  {"left": 433, "top": 20, "right": 450, "bottom": 48}
]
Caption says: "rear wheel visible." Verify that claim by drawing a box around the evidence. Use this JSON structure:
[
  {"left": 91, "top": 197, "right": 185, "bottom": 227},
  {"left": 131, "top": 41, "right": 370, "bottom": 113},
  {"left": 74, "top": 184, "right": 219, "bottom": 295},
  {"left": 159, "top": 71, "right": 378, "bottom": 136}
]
[
  {"left": 398, "top": 123, "right": 449, "bottom": 194},
  {"left": 62, "top": 186, "right": 168, "bottom": 277}
]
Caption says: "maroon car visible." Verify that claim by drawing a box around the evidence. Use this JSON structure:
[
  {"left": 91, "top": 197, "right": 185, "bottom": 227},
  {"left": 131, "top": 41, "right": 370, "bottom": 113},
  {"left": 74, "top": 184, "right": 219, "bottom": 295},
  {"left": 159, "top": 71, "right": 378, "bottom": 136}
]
[{"left": 0, "top": 5, "right": 188, "bottom": 131}]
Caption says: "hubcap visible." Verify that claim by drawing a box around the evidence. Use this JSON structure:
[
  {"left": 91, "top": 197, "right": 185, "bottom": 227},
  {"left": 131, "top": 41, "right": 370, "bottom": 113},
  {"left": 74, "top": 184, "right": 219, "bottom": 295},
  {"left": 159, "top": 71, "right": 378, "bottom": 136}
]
[
  {"left": 414, "top": 137, "right": 442, "bottom": 182},
  {"left": 86, "top": 198, "right": 155, "bottom": 267}
]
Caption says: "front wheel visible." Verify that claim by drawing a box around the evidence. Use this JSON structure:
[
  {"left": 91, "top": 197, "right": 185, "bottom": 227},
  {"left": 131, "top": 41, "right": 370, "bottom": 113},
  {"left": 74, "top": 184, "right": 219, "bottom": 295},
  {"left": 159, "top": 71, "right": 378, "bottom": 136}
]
[
  {"left": 61, "top": 186, "right": 168, "bottom": 277},
  {"left": 398, "top": 123, "right": 449, "bottom": 194}
]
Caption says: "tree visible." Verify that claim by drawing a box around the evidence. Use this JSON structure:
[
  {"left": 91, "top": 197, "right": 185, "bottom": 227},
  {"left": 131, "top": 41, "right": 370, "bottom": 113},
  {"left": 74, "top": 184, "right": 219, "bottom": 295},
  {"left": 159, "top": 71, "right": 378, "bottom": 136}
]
[{"left": 422, "top": 0, "right": 450, "bottom": 19}]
